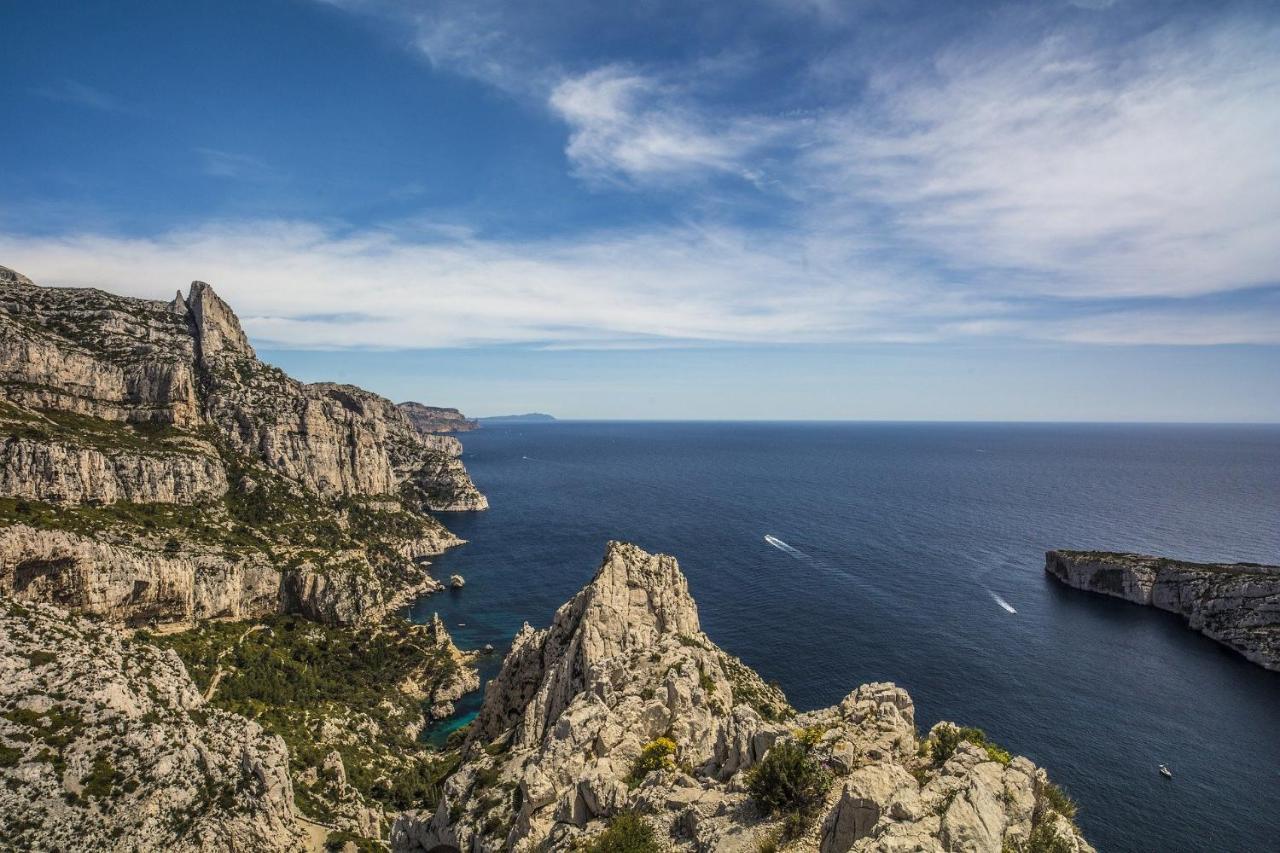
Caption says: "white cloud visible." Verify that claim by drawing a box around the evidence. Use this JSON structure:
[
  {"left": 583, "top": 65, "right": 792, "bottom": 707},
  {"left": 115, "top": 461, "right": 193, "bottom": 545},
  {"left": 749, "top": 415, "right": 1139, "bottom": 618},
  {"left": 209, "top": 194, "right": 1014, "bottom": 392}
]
[
  {"left": 2, "top": 218, "right": 1272, "bottom": 351},
  {"left": 549, "top": 67, "right": 786, "bottom": 185},
  {"left": 805, "top": 20, "right": 1280, "bottom": 301}
]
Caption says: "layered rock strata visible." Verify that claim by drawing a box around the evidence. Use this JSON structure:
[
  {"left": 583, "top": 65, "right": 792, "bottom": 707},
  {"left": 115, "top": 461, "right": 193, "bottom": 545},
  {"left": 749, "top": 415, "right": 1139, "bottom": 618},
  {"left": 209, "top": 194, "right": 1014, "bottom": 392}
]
[
  {"left": 1, "top": 264, "right": 485, "bottom": 623},
  {"left": 1046, "top": 550, "right": 1280, "bottom": 671},
  {"left": 393, "top": 542, "right": 1094, "bottom": 853}
]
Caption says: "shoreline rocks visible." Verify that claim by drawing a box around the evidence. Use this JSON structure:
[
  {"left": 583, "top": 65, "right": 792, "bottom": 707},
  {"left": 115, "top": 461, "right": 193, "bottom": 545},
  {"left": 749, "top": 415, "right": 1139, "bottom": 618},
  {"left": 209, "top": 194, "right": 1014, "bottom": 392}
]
[
  {"left": 393, "top": 542, "right": 1094, "bottom": 853},
  {"left": 1045, "top": 550, "right": 1280, "bottom": 671}
]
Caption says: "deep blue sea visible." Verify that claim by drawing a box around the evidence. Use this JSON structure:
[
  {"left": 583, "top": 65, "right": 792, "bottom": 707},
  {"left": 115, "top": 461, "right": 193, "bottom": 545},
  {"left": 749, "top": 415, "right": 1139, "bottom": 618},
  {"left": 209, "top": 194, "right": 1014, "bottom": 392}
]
[{"left": 405, "top": 422, "right": 1280, "bottom": 852}]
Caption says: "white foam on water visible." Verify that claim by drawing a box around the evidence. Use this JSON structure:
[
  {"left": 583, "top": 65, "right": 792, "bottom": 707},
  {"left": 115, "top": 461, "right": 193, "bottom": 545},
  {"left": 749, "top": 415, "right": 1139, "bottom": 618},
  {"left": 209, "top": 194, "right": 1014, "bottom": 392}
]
[
  {"left": 764, "top": 534, "right": 805, "bottom": 558},
  {"left": 988, "top": 591, "right": 1017, "bottom": 614}
]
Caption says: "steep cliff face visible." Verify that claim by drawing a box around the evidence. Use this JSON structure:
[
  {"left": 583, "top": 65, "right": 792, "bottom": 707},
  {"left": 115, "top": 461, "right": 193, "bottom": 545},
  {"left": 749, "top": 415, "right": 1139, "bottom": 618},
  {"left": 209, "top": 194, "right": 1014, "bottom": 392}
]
[
  {"left": 393, "top": 543, "right": 1094, "bottom": 853},
  {"left": 399, "top": 402, "right": 479, "bottom": 434},
  {"left": 0, "top": 598, "right": 308, "bottom": 851},
  {"left": 1046, "top": 550, "right": 1280, "bottom": 671},
  {"left": 0, "top": 264, "right": 482, "bottom": 624}
]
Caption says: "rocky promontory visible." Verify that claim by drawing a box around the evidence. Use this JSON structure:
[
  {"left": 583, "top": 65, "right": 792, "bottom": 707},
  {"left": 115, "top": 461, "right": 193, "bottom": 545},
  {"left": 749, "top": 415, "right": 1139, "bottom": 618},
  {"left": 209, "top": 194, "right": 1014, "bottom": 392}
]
[
  {"left": 393, "top": 542, "right": 1094, "bottom": 853},
  {"left": 1, "top": 264, "right": 487, "bottom": 625},
  {"left": 398, "top": 402, "right": 479, "bottom": 434},
  {"left": 1046, "top": 550, "right": 1280, "bottom": 671}
]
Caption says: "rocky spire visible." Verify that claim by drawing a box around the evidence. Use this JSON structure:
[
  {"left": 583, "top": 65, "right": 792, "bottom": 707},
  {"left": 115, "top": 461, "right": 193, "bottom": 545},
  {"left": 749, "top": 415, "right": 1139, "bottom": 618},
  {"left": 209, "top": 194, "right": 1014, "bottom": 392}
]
[
  {"left": 471, "top": 541, "right": 702, "bottom": 745},
  {"left": 187, "top": 280, "right": 255, "bottom": 362},
  {"left": 169, "top": 289, "right": 188, "bottom": 315}
]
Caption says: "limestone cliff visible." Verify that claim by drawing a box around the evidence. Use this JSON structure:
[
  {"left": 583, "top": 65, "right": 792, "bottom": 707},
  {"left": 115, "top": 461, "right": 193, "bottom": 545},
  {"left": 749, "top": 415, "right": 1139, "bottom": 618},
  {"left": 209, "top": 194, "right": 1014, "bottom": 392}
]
[
  {"left": 399, "top": 402, "right": 479, "bottom": 434},
  {"left": 0, "top": 263, "right": 484, "bottom": 624},
  {"left": 393, "top": 543, "right": 1094, "bottom": 853},
  {"left": 0, "top": 598, "right": 308, "bottom": 851},
  {"left": 1046, "top": 550, "right": 1280, "bottom": 671}
]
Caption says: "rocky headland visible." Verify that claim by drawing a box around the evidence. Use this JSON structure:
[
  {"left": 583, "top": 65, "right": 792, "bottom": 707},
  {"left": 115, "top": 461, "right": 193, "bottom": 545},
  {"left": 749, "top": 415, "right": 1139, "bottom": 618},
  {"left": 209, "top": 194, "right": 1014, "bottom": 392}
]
[
  {"left": 1, "top": 264, "right": 487, "bottom": 626},
  {"left": 393, "top": 542, "right": 1094, "bottom": 853},
  {"left": 399, "top": 402, "right": 479, "bottom": 434},
  {"left": 1046, "top": 550, "right": 1280, "bottom": 671}
]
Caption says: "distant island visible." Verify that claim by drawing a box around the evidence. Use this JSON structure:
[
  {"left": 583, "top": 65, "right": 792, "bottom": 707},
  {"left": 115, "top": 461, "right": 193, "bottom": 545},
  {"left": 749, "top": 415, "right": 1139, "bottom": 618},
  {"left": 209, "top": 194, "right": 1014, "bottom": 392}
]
[{"left": 478, "top": 412, "right": 557, "bottom": 423}]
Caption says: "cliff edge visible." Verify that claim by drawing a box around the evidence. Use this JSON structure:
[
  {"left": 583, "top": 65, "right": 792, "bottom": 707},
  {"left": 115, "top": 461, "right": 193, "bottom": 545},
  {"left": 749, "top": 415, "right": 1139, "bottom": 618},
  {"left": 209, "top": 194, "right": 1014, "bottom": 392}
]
[
  {"left": 1046, "top": 550, "right": 1280, "bottom": 671},
  {"left": 0, "top": 265, "right": 486, "bottom": 624}
]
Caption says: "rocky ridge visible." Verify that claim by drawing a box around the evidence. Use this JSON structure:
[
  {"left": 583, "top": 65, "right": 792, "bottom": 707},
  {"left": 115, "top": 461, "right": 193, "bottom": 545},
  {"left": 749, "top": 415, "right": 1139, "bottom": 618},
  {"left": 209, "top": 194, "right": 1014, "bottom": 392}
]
[
  {"left": 399, "top": 402, "right": 479, "bottom": 434},
  {"left": 0, "top": 597, "right": 308, "bottom": 851},
  {"left": 393, "top": 542, "right": 1094, "bottom": 853},
  {"left": 1, "top": 264, "right": 487, "bottom": 624},
  {"left": 1046, "top": 550, "right": 1280, "bottom": 671}
]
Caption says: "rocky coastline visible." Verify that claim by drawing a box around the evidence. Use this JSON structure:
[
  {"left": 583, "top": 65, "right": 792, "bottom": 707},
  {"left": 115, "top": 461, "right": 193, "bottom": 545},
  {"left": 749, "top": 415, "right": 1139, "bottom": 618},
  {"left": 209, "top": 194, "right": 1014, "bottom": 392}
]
[
  {"left": 393, "top": 542, "right": 1095, "bottom": 853},
  {"left": 1045, "top": 550, "right": 1280, "bottom": 671}
]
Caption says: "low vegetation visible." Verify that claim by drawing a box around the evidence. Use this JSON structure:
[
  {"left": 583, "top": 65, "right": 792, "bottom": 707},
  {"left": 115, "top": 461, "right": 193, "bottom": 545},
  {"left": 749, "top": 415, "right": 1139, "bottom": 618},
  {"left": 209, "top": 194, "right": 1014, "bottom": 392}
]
[
  {"left": 747, "top": 738, "right": 833, "bottom": 836},
  {"left": 629, "top": 737, "right": 678, "bottom": 783},
  {"left": 927, "top": 723, "right": 1012, "bottom": 765},
  {"left": 142, "top": 615, "right": 463, "bottom": 823},
  {"left": 582, "top": 812, "right": 662, "bottom": 853}
]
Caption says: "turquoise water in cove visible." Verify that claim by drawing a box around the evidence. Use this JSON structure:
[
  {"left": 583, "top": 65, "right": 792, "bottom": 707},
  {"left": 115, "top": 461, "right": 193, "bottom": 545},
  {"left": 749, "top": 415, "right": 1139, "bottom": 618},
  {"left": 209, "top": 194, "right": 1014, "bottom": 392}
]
[{"left": 406, "top": 422, "right": 1280, "bottom": 852}]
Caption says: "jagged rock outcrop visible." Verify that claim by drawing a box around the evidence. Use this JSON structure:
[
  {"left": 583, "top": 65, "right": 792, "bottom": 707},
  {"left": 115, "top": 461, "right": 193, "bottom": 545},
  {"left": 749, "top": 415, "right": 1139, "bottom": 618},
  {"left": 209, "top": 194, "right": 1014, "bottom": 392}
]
[
  {"left": 419, "top": 613, "right": 483, "bottom": 719},
  {"left": 1046, "top": 550, "right": 1280, "bottom": 671},
  {"left": 0, "top": 598, "right": 308, "bottom": 851},
  {"left": 399, "top": 402, "right": 479, "bottom": 434},
  {"left": 1, "top": 264, "right": 485, "bottom": 624},
  {"left": 1, "top": 264, "right": 486, "bottom": 510},
  {"left": 392, "top": 543, "right": 1093, "bottom": 853}
]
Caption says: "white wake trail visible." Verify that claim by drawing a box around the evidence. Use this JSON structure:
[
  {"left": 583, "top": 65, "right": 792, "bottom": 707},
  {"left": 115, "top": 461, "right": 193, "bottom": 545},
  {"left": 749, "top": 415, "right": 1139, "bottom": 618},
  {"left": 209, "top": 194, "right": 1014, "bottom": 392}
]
[
  {"left": 988, "top": 591, "right": 1017, "bottom": 614},
  {"left": 763, "top": 534, "right": 806, "bottom": 558}
]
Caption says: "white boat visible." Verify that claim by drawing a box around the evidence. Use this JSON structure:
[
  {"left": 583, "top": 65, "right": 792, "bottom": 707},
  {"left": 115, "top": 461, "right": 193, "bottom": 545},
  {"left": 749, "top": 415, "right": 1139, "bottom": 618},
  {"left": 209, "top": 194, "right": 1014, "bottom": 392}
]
[{"left": 1159, "top": 764, "right": 1173, "bottom": 779}]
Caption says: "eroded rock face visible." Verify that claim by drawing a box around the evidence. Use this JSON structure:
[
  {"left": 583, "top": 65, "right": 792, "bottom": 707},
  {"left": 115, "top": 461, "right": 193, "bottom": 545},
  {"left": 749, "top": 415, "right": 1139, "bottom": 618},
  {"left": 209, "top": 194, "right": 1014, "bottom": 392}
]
[
  {"left": 392, "top": 543, "right": 1094, "bottom": 853},
  {"left": 0, "top": 598, "right": 307, "bottom": 851},
  {"left": 0, "top": 523, "right": 450, "bottom": 626},
  {"left": 398, "top": 402, "right": 479, "bottom": 434},
  {"left": 1, "top": 265, "right": 482, "bottom": 624},
  {"left": 0, "top": 264, "right": 486, "bottom": 510},
  {"left": 0, "top": 437, "right": 228, "bottom": 505},
  {"left": 1046, "top": 550, "right": 1280, "bottom": 671}
]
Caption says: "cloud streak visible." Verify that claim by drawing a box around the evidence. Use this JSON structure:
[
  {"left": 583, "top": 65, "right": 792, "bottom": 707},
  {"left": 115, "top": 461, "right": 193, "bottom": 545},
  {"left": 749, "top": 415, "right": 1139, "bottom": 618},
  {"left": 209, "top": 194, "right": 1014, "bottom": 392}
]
[{"left": 3, "top": 219, "right": 1275, "bottom": 350}]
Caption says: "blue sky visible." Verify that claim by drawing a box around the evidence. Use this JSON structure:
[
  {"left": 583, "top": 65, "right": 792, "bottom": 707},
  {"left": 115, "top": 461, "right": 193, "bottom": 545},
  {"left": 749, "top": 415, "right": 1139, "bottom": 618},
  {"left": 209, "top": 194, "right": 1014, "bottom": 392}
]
[{"left": 1, "top": 0, "right": 1277, "bottom": 420}]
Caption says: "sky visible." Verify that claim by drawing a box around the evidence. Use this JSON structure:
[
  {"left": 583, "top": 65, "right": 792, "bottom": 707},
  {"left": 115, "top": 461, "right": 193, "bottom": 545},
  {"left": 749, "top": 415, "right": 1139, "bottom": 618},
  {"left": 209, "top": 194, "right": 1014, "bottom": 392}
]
[{"left": 1, "top": 0, "right": 1277, "bottom": 421}]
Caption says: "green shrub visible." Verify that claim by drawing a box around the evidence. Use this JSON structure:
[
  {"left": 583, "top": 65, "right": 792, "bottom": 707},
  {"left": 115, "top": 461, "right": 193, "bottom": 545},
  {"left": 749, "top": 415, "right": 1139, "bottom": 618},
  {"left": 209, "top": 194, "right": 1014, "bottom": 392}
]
[
  {"left": 1039, "top": 782, "right": 1078, "bottom": 819},
  {"left": 1024, "top": 818, "right": 1077, "bottom": 853},
  {"left": 630, "top": 737, "right": 677, "bottom": 781},
  {"left": 929, "top": 724, "right": 1000, "bottom": 764},
  {"left": 583, "top": 812, "right": 661, "bottom": 853},
  {"left": 747, "top": 740, "right": 832, "bottom": 817}
]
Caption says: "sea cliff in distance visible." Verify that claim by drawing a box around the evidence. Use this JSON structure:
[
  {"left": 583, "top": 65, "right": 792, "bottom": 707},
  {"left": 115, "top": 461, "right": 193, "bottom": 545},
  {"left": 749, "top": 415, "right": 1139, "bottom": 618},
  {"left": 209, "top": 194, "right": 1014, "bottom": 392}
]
[
  {"left": 478, "top": 412, "right": 557, "bottom": 423},
  {"left": 1046, "top": 550, "right": 1280, "bottom": 671}
]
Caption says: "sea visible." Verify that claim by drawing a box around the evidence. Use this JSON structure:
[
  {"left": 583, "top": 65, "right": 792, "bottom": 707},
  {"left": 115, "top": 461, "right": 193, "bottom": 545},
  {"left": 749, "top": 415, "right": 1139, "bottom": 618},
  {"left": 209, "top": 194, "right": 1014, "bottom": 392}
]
[{"left": 404, "top": 421, "right": 1280, "bottom": 852}]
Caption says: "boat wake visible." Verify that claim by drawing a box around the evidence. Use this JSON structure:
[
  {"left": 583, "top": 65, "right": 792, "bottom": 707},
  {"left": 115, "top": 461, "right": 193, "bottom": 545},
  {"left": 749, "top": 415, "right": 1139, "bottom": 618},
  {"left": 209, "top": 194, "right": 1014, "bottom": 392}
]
[
  {"left": 763, "top": 534, "right": 806, "bottom": 558},
  {"left": 987, "top": 590, "right": 1017, "bottom": 614}
]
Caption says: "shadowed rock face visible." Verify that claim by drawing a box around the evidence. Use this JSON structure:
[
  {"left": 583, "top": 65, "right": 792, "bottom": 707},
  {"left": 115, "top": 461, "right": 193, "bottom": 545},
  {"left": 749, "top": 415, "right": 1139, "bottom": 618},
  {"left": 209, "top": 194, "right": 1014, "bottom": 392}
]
[
  {"left": 1046, "top": 550, "right": 1280, "bottom": 671},
  {"left": 0, "top": 599, "right": 307, "bottom": 851},
  {"left": 393, "top": 543, "right": 1095, "bottom": 853}
]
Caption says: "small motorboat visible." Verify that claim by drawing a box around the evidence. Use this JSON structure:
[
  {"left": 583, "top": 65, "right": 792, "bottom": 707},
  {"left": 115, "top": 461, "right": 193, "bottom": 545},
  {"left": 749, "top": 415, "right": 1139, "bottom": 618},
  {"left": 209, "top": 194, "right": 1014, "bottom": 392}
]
[{"left": 1159, "top": 764, "right": 1173, "bottom": 779}]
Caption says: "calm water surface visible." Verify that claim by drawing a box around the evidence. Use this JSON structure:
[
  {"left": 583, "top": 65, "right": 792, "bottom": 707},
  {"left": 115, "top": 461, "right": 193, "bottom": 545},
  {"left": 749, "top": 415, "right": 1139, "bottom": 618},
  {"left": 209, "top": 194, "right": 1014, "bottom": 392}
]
[{"left": 406, "top": 422, "right": 1280, "bottom": 852}]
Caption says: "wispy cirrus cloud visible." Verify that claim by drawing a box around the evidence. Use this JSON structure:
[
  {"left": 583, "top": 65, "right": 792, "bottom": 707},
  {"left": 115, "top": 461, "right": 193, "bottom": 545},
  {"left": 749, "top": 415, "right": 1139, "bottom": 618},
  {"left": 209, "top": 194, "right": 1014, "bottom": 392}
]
[{"left": 32, "top": 79, "right": 133, "bottom": 114}]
